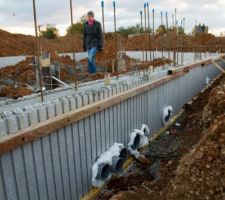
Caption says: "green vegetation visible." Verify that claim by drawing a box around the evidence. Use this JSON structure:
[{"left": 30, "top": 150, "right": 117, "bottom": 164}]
[
  {"left": 66, "top": 15, "right": 86, "bottom": 35},
  {"left": 67, "top": 23, "right": 83, "bottom": 34},
  {"left": 156, "top": 25, "right": 185, "bottom": 35},
  {"left": 156, "top": 25, "right": 167, "bottom": 35},
  {"left": 40, "top": 24, "right": 59, "bottom": 39},
  {"left": 118, "top": 24, "right": 151, "bottom": 37}
]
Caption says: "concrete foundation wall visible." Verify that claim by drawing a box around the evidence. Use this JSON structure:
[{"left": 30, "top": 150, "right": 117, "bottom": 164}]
[{"left": 0, "top": 60, "right": 224, "bottom": 200}]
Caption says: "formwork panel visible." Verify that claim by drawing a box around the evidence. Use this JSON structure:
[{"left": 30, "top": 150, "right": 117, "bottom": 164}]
[
  {"left": 72, "top": 122, "right": 84, "bottom": 199},
  {"left": 0, "top": 61, "right": 225, "bottom": 200}
]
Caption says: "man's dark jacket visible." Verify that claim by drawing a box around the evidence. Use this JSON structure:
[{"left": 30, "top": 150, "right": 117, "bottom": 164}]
[{"left": 83, "top": 20, "right": 103, "bottom": 51}]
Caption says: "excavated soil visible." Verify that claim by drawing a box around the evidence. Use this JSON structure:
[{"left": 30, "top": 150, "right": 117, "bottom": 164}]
[
  {"left": 0, "top": 86, "right": 32, "bottom": 99},
  {"left": 96, "top": 75, "right": 225, "bottom": 200},
  {"left": 0, "top": 29, "right": 225, "bottom": 57},
  {"left": 0, "top": 29, "right": 83, "bottom": 56},
  {"left": 0, "top": 44, "right": 171, "bottom": 99},
  {"left": 0, "top": 28, "right": 223, "bottom": 99},
  {"left": 125, "top": 32, "right": 225, "bottom": 52}
]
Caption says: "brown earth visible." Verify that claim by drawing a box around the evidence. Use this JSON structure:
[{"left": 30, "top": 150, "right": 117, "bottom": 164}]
[
  {"left": 96, "top": 75, "right": 225, "bottom": 200},
  {"left": 0, "top": 29, "right": 225, "bottom": 58},
  {"left": 125, "top": 32, "right": 225, "bottom": 52},
  {"left": 166, "top": 78, "right": 225, "bottom": 200},
  {"left": 0, "top": 38, "right": 172, "bottom": 99},
  {"left": 0, "top": 28, "right": 221, "bottom": 99},
  {"left": 0, "top": 57, "right": 35, "bottom": 84},
  {"left": 0, "top": 86, "right": 32, "bottom": 99},
  {"left": 0, "top": 29, "right": 83, "bottom": 56}
]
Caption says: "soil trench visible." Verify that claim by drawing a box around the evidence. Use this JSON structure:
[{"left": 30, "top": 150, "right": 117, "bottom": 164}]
[{"left": 96, "top": 75, "right": 225, "bottom": 200}]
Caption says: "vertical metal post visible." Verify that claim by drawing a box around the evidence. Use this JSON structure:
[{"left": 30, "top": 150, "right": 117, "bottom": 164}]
[
  {"left": 175, "top": 8, "right": 178, "bottom": 66},
  {"left": 147, "top": 3, "right": 152, "bottom": 61},
  {"left": 161, "top": 11, "right": 163, "bottom": 26},
  {"left": 200, "top": 23, "right": 202, "bottom": 59},
  {"left": 181, "top": 19, "right": 183, "bottom": 65},
  {"left": 175, "top": 8, "right": 177, "bottom": 27},
  {"left": 172, "top": 14, "right": 174, "bottom": 29},
  {"left": 152, "top": 9, "right": 155, "bottom": 64},
  {"left": 113, "top": 1, "right": 116, "bottom": 32},
  {"left": 140, "top": 10, "right": 144, "bottom": 61},
  {"left": 69, "top": 0, "right": 73, "bottom": 28},
  {"left": 144, "top": 3, "right": 147, "bottom": 31},
  {"left": 173, "top": 8, "right": 177, "bottom": 67},
  {"left": 144, "top": 3, "right": 147, "bottom": 62},
  {"left": 140, "top": 10, "right": 143, "bottom": 31},
  {"left": 32, "top": 0, "right": 44, "bottom": 102},
  {"left": 166, "top": 12, "right": 170, "bottom": 60},
  {"left": 69, "top": 0, "right": 77, "bottom": 90},
  {"left": 69, "top": 0, "right": 76, "bottom": 64},
  {"left": 147, "top": 3, "right": 150, "bottom": 30},
  {"left": 166, "top": 12, "right": 169, "bottom": 30},
  {"left": 101, "top": 1, "right": 105, "bottom": 37},
  {"left": 101, "top": 0, "right": 106, "bottom": 72},
  {"left": 176, "top": 19, "right": 179, "bottom": 65},
  {"left": 183, "top": 17, "right": 185, "bottom": 32},
  {"left": 161, "top": 11, "right": 164, "bottom": 66},
  {"left": 183, "top": 17, "right": 185, "bottom": 63},
  {"left": 172, "top": 14, "right": 175, "bottom": 66}
]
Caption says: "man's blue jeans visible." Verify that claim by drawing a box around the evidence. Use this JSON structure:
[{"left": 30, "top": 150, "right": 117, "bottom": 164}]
[{"left": 87, "top": 47, "right": 98, "bottom": 73}]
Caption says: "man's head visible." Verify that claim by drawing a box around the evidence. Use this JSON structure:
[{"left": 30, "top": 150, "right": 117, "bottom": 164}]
[{"left": 87, "top": 11, "right": 94, "bottom": 22}]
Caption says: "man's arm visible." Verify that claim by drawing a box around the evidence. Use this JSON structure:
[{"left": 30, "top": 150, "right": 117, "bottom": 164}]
[
  {"left": 83, "top": 23, "right": 86, "bottom": 51},
  {"left": 97, "top": 22, "right": 103, "bottom": 51}
]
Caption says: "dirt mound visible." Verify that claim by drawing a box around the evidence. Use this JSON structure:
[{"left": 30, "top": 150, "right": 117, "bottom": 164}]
[
  {"left": 124, "top": 32, "right": 224, "bottom": 52},
  {"left": 202, "top": 78, "right": 225, "bottom": 127},
  {"left": 0, "top": 57, "right": 35, "bottom": 84},
  {"left": 0, "top": 29, "right": 36, "bottom": 56},
  {"left": 51, "top": 53, "right": 75, "bottom": 66},
  {"left": 0, "top": 86, "right": 32, "bottom": 99},
  {"left": 166, "top": 78, "right": 225, "bottom": 200},
  {"left": 0, "top": 29, "right": 224, "bottom": 57},
  {"left": 0, "top": 29, "right": 83, "bottom": 56},
  {"left": 166, "top": 121, "right": 225, "bottom": 200}
]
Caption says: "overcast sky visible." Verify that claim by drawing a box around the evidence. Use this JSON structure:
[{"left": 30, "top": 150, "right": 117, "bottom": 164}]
[{"left": 0, "top": 0, "right": 224, "bottom": 36}]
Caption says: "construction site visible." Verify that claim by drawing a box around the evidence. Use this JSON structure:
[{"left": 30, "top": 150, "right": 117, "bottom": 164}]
[{"left": 0, "top": 1, "right": 225, "bottom": 200}]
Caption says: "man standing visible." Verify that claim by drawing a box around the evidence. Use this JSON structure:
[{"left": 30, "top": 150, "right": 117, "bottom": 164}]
[{"left": 83, "top": 11, "right": 103, "bottom": 74}]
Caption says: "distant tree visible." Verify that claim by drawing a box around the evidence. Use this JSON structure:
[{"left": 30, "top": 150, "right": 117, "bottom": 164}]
[
  {"left": 67, "top": 23, "right": 83, "bottom": 34},
  {"left": 178, "top": 26, "right": 185, "bottom": 35},
  {"left": 118, "top": 26, "right": 136, "bottom": 37},
  {"left": 156, "top": 25, "right": 166, "bottom": 35},
  {"left": 136, "top": 24, "right": 153, "bottom": 33},
  {"left": 118, "top": 24, "right": 151, "bottom": 37},
  {"left": 67, "top": 15, "right": 86, "bottom": 35},
  {"left": 40, "top": 24, "right": 59, "bottom": 39}
]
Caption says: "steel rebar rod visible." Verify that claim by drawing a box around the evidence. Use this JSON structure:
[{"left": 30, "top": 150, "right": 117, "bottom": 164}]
[
  {"left": 144, "top": 3, "right": 147, "bottom": 62},
  {"left": 32, "top": 0, "right": 44, "bottom": 102},
  {"left": 152, "top": 9, "right": 155, "bottom": 65},
  {"left": 113, "top": 1, "right": 116, "bottom": 32},
  {"left": 147, "top": 3, "right": 152, "bottom": 61}
]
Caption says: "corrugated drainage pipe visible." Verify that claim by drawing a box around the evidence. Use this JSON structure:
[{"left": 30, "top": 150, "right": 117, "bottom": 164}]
[
  {"left": 131, "top": 134, "right": 141, "bottom": 150},
  {"left": 119, "top": 147, "right": 128, "bottom": 161},
  {"left": 143, "top": 127, "right": 149, "bottom": 135},
  {"left": 96, "top": 164, "right": 111, "bottom": 180},
  {"left": 111, "top": 156, "right": 124, "bottom": 173}
]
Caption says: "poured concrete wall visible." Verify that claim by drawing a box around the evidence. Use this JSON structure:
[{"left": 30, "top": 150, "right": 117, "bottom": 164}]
[{"left": 0, "top": 60, "right": 225, "bottom": 200}]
